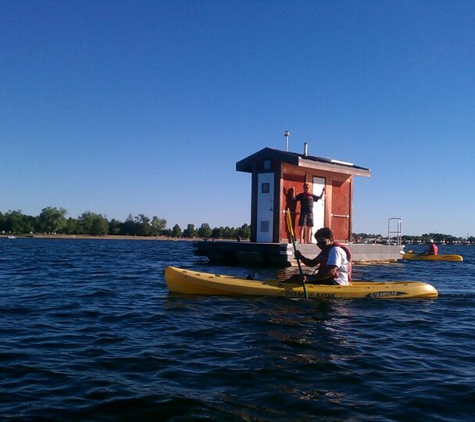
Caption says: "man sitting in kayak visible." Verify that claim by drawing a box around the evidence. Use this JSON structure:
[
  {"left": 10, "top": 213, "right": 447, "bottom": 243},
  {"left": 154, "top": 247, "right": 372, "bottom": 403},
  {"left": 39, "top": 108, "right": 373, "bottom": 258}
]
[
  {"left": 422, "top": 239, "right": 438, "bottom": 255},
  {"left": 288, "top": 227, "right": 352, "bottom": 285}
]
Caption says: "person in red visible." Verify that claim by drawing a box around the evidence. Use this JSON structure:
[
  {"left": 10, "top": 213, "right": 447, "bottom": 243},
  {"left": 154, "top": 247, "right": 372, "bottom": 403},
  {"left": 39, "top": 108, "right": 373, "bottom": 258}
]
[
  {"left": 292, "top": 182, "right": 325, "bottom": 244},
  {"left": 425, "top": 239, "right": 439, "bottom": 255}
]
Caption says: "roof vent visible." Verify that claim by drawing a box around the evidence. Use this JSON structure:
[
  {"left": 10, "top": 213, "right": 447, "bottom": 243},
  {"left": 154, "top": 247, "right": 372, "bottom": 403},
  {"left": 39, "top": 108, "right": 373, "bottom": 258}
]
[
  {"left": 284, "top": 131, "right": 290, "bottom": 151},
  {"left": 303, "top": 142, "right": 308, "bottom": 157}
]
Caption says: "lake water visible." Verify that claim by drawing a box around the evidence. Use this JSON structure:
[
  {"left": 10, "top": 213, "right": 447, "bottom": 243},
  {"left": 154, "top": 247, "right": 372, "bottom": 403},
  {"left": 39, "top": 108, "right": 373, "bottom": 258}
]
[{"left": 1, "top": 238, "right": 475, "bottom": 421}]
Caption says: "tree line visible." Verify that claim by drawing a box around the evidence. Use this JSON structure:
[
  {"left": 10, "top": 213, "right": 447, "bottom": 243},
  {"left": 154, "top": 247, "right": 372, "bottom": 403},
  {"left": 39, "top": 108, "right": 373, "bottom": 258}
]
[
  {"left": 0, "top": 207, "right": 251, "bottom": 240},
  {"left": 3, "top": 208, "right": 470, "bottom": 243}
]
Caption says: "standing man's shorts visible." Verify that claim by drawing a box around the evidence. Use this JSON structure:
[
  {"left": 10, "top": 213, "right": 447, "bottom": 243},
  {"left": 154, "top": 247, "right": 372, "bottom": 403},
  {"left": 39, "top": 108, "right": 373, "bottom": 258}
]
[{"left": 299, "top": 213, "right": 314, "bottom": 227}]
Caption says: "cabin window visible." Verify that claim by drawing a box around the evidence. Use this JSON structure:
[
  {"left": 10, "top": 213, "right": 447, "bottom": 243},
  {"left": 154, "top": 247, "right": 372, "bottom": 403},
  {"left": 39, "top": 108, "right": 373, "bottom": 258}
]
[
  {"left": 261, "top": 182, "right": 270, "bottom": 194},
  {"left": 261, "top": 221, "right": 269, "bottom": 232},
  {"left": 264, "top": 160, "right": 271, "bottom": 170}
]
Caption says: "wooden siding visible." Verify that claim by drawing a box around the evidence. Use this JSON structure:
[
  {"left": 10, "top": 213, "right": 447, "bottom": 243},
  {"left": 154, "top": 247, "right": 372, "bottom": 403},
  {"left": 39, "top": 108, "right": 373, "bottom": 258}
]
[
  {"left": 330, "top": 178, "right": 352, "bottom": 241},
  {"left": 281, "top": 171, "right": 306, "bottom": 243}
]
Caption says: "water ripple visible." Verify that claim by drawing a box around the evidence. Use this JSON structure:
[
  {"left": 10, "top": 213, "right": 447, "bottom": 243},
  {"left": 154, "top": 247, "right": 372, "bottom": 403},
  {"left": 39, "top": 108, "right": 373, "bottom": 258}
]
[{"left": 1, "top": 240, "right": 475, "bottom": 420}]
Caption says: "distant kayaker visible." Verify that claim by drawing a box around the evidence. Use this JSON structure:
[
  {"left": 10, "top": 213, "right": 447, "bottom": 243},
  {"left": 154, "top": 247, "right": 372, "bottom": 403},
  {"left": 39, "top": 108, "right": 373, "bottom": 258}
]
[
  {"left": 288, "top": 227, "right": 352, "bottom": 285},
  {"left": 291, "top": 182, "right": 325, "bottom": 244},
  {"left": 424, "top": 239, "right": 439, "bottom": 255}
]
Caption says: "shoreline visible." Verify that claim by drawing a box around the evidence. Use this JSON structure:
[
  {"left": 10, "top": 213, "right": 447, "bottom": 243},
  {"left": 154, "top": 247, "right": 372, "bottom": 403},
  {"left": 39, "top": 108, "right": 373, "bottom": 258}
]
[
  {"left": 1, "top": 234, "right": 245, "bottom": 242},
  {"left": 0, "top": 234, "right": 197, "bottom": 241}
]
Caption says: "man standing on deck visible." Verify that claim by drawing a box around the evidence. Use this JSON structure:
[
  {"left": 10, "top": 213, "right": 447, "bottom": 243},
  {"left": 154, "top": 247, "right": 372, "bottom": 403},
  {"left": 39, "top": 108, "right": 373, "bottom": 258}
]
[{"left": 292, "top": 182, "right": 325, "bottom": 244}]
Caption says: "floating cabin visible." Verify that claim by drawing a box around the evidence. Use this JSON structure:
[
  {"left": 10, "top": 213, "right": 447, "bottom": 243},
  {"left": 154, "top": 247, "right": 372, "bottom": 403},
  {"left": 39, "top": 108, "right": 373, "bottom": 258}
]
[
  {"left": 237, "top": 146, "right": 370, "bottom": 243},
  {"left": 194, "top": 146, "right": 403, "bottom": 266}
]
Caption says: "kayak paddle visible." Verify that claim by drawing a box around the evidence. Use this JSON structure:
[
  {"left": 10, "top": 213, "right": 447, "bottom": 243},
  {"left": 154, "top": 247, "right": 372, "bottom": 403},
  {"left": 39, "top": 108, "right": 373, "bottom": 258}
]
[{"left": 286, "top": 208, "right": 308, "bottom": 299}]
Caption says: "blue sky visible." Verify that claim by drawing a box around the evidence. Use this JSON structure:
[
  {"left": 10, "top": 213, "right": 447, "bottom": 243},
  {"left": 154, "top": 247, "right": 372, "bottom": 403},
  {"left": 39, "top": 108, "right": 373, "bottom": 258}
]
[{"left": 2, "top": 0, "right": 474, "bottom": 237}]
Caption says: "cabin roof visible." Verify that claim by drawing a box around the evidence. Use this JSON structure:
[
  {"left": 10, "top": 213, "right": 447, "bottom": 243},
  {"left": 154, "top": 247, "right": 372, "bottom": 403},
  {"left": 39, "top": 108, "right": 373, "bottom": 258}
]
[{"left": 236, "top": 147, "right": 371, "bottom": 177}]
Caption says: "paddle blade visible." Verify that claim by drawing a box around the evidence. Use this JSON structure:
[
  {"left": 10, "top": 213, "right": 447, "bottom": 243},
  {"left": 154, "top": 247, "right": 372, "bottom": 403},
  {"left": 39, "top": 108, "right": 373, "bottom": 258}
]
[{"left": 286, "top": 209, "right": 295, "bottom": 238}]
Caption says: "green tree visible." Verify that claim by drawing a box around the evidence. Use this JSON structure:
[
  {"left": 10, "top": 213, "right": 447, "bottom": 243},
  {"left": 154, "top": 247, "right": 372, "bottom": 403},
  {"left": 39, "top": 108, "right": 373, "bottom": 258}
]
[
  {"left": 172, "top": 224, "right": 182, "bottom": 238},
  {"left": 78, "top": 212, "right": 109, "bottom": 235},
  {"left": 108, "top": 219, "right": 123, "bottom": 235},
  {"left": 78, "top": 211, "right": 94, "bottom": 233},
  {"left": 134, "top": 214, "right": 151, "bottom": 236},
  {"left": 151, "top": 216, "right": 167, "bottom": 236},
  {"left": 123, "top": 214, "right": 137, "bottom": 235},
  {"left": 222, "top": 226, "right": 236, "bottom": 239},
  {"left": 161, "top": 228, "right": 172, "bottom": 237},
  {"left": 65, "top": 217, "right": 79, "bottom": 234},
  {"left": 3, "top": 210, "right": 34, "bottom": 233},
  {"left": 211, "top": 227, "right": 223, "bottom": 239},
  {"left": 183, "top": 223, "right": 197, "bottom": 238},
  {"left": 197, "top": 223, "right": 212, "bottom": 239},
  {"left": 90, "top": 216, "right": 109, "bottom": 235},
  {"left": 38, "top": 207, "right": 67, "bottom": 233},
  {"left": 237, "top": 223, "right": 251, "bottom": 239}
]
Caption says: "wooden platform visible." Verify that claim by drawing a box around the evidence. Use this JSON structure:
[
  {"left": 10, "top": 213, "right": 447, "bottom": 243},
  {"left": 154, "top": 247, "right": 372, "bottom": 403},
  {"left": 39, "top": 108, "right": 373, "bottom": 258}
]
[{"left": 194, "top": 241, "right": 403, "bottom": 267}]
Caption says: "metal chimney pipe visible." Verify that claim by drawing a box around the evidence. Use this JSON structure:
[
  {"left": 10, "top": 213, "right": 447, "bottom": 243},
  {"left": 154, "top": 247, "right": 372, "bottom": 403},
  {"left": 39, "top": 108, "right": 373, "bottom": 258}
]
[
  {"left": 304, "top": 142, "right": 308, "bottom": 157},
  {"left": 284, "top": 131, "right": 290, "bottom": 151}
]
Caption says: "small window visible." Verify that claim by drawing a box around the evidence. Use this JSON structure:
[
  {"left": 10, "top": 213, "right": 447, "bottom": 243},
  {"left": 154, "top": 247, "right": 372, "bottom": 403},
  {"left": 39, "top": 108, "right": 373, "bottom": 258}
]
[
  {"left": 261, "top": 183, "right": 270, "bottom": 194},
  {"left": 263, "top": 160, "right": 271, "bottom": 170},
  {"left": 261, "top": 221, "right": 269, "bottom": 232}
]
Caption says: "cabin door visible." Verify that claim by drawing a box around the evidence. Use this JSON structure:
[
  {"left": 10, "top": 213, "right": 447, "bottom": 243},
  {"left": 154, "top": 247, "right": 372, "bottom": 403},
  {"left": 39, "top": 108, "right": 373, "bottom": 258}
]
[
  {"left": 310, "top": 176, "right": 326, "bottom": 243},
  {"left": 256, "top": 172, "right": 274, "bottom": 243}
]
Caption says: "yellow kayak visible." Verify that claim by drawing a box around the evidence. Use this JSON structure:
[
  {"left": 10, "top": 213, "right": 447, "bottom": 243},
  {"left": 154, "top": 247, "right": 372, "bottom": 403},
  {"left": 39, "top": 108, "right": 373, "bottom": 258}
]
[
  {"left": 402, "top": 253, "right": 463, "bottom": 262},
  {"left": 164, "top": 266, "right": 438, "bottom": 299}
]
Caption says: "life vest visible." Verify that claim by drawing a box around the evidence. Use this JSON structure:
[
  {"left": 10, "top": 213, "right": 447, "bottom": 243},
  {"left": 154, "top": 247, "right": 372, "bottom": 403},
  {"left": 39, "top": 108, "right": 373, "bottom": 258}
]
[
  {"left": 317, "top": 242, "right": 352, "bottom": 281},
  {"left": 429, "top": 243, "right": 439, "bottom": 255}
]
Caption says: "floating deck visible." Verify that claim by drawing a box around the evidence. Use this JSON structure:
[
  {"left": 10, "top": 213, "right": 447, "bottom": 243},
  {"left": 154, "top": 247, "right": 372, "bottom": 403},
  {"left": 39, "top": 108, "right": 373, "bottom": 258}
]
[{"left": 194, "top": 241, "right": 403, "bottom": 266}]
